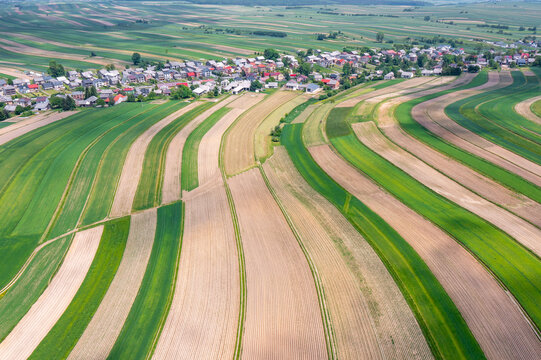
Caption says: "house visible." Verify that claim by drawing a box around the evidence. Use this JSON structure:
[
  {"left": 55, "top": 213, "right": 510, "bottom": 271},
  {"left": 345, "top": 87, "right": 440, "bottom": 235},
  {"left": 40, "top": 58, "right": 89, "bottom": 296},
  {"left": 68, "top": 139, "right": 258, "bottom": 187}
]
[
  {"left": 28, "top": 83, "right": 39, "bottom": 92},
  {"left": 4, "top": 104, "right": 17, "bottom": 113},
  {"left": 265, "top": 82, "right": 278, "bottom": 89},
  {"left": 305, "top": 83, "right": 321, "bottom": 94},
  {"left": 285, "top": 81, "right": 299, "bottom": 91},
  {"left": 193, "top": 85, "right": 209, "bottom": 96},
  {"left": 0, "top": 95, "right": 13, "bottom": 104},
  {"left": 3, "top": 86, "right": 16, "bottom": 96},
  {"left": 70, "top": 91, "right": 84, "bottom": 100},
  {"left": 421, "top": 69, "right": 434, "bottom": 76},
  {"left": 113, "top": 94, "right": 127, "bottom": 105},
  {"left": 401, "top": 71, "right": 414, "bottom": 79},
  {"left": 34, "top": 100, "right": 50, "bottom": 112},
  {"left": 327, "top": 79, "right": 340, "bottom": 89},
  {"left": 384, "top": 72, "right": 395, "bottom": 80}
]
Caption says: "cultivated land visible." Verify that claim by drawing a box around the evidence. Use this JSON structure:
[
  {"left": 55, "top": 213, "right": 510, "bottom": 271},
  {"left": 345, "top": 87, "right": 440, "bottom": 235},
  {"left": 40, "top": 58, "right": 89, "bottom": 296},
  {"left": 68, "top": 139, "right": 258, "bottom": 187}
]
[{"left": 2, "top": 1, "right": 541, "bottom": 357}]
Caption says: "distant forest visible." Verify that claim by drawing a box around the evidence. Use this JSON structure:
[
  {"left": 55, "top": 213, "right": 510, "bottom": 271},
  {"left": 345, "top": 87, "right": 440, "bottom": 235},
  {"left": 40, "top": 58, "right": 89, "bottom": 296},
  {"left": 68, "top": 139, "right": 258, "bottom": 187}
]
[{"left": 182, "top": 0, "right": 430, "bottom": 5}]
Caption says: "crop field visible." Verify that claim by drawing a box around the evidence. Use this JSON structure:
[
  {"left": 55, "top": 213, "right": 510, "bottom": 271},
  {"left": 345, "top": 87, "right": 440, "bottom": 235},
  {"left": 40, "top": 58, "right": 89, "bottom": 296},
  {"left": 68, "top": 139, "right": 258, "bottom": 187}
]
[{"left": 2, "top": 2, "right": 541, "bottom": 359}]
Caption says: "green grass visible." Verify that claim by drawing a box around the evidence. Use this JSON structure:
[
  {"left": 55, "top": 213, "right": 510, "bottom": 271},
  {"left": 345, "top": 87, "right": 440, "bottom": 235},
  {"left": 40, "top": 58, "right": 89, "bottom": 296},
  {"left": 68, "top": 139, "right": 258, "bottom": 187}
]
[
  {"left": 181, "top": 106, "right": 231, "bottom": 191},
  {"left": 282, "top": 98, "right": 318, "bottom": 124},
  {"left": 133, "top": 101, "right": 214, "bottom": 211},
  {"left": 394, "top": 72, "right": 541, "bottom": 204},
  {"left": 329, "top": 129, "right": 541, "bottom": 331},
  {"left": 281, "top": 123, "right": 484, "bottom": 360},
  {"left": 532, "top": 98, "right": 541, "bottom": 118},
  {"left": 326, "top": 107, "right": 354, "bottom": 139},
  {"left": 445, "top": 71, "right": 541, "bottom": 164},
  {"left": 29, "top": 218, "right": 130, "bottom": 360},
  {"left": 0, "top": 236, "right": 71, "bottom": 342},
  {"left": 80, "top": 101, "right": 187, "bottom": 225},
  {"left": 108, "top": 202, "right": 183, "bottom": 359}
]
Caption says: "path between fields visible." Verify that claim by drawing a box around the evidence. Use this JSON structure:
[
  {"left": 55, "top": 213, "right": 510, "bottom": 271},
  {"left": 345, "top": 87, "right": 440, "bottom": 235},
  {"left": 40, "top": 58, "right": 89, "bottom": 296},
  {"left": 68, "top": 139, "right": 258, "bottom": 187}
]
[
  {"left": 0, "top": 226, "right": 103, "bottom": 360},
  {"left": 68, "top": 209, "right": 157, "bottom": 359},
  {"left": 310, "top": 144, "right": 541, "bottom": 360},
  {"left": 515, "top": 94, "right": 541, "bottom": 125},
  {"left": 412, "top": 71, "right": 541, "bottom": 186},
  {"left": 374, "top": 81, "right": 541, "bottom": 228}
]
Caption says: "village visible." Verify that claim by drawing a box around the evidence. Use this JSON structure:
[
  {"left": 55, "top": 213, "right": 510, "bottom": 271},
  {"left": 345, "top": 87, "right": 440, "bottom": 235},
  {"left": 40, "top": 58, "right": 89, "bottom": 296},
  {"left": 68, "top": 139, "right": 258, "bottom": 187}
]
[{"left": 1, "top": 44, "right": 540, "bottom": 118}]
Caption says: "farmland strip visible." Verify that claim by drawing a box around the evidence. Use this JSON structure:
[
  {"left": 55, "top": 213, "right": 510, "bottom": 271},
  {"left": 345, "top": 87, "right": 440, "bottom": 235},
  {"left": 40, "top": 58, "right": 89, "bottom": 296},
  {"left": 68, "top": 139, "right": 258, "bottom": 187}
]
[
  {"left": 223, "top": 90, "right": 297, "bottom": 175},
  {"left": 263, "top": 147, "right": 433, "bottom": 359},
  {"left": 515, "top": 94, "right": 541, "bottom": 125},
  {"left": 0, "top": 111, "right": 75, "bottom": 146},
  {"left": 69, "top": 209, "right": 157, "bottom": 359},
  {"left": 0, "top": 226, "right": 103, "bottom": 360},
  {"left": 378, "top": 89, "right": 541, "bottom": 228},
  {"left": 110, "top": 103, "right": 195, "bottom": 217},
  {"left": 161, "top": 96, "right": 235, "bottom": 204},
  {"left": 282, "top": 124, "right": 483, "bottom": 359},
  {"left": 108, "top": 202, "right": 183, "bottom": 359},
  {"left": 415, "top": 72, "right": 541, "bottom": 183},
  {"left": 228, "top": 169, "right": 328, "bottom": 359},
  {"left": 311, "top": 144, "right": 541, "bottom": 359},
  {"left": 354, "top": 121, "right": 541, "bottom": 255}
]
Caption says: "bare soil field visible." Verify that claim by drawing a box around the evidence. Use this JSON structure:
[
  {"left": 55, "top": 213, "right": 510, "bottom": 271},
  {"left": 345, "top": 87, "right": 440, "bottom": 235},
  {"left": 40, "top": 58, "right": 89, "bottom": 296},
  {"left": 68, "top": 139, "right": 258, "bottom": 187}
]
[
  {"left": 161, "top": 97, "right": 236, "bottom": 204},
  {"left": 0, "top": 111, "right": 75, "bottom": 146},
  {"left": 198, "top": 94, "right": 263, "bottom": 187},
  {"left": 68, "top": 209, "right": 157, "bottom": 359},
  {"left": 310, "top": 144, "right": 541, "bottom": 360},
  {"left": 153, "top": 183, "right": 239, "bottom": 360},
  {"left": 376, "top": 86, "right": 541, "bottom": 228},
  {"left": 514, "top": 95, "right": 541, "bottom": 125},
  {"left": 353, "top": 121, "right": 541, "bottom": 256},
  {"left": 412, "top": 72, "right": 541, "bottom": 185},
  {"left": 223, "top": 90, "right": 298, "bottom": 175},
  {"left": 0, "top": 226, "right": 103, "bottom": 360},
  {"left": 110, "top": 102, "right": 200, "bottom": 217},
  {"left": 0, "top": 67, "right": 32, "bottom": 80},
  {"left": 228, "top": 169, "right": 327, "bottom": 359},
  {"left": 264, "top": 147, "right": 432, "bottom": 360}
]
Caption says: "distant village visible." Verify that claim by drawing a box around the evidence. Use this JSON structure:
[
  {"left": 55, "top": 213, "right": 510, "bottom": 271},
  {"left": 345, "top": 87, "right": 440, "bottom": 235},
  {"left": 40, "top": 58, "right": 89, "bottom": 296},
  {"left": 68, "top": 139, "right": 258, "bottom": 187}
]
[{"left": 1, "top": 44, "right": 540, "bottom": 118}]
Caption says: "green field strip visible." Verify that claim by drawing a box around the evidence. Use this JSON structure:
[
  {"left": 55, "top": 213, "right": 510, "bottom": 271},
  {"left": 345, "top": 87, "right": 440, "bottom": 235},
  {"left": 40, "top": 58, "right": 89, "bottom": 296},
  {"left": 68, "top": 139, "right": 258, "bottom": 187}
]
[
  {"left": 133, "top": 101, "right": 214, "bottom": 211},
  {"left": 533, "top": 99, "right": 541, "bottom": 118},
  {"left": 0, "top": 122, "right": 11, "bottom": 128},
  {"left": 394, "top": 72, "right": 541, "bottom": 204},
  {"left": 445, "top": 72, "right": 541, "bottom": 164},
  {"left": 80, "top": 101, "right": 187, "bottom": 226},
  {"left": 108, "top": 202, "right": 183, "bottom": 359},
  {"left": 0, "top": 235, "right": 71, "bottom": 342},
  {"left": 281, "top": 123, "right": 484, "bottom": 360},
  {"left": 29, "top": 217, "right": 130, "bottom": 360},
  {"left": 46, "top": 104, "right": 158, "bottom": 240},
  {"left": 181, "top": 106, "right": 232, "bottom": 192},
  {"left": 326, "top": 113, "right": 541, "bottom": 331},
  {"left": 0, "top": 107, "right": 133, "bottom": 289}
]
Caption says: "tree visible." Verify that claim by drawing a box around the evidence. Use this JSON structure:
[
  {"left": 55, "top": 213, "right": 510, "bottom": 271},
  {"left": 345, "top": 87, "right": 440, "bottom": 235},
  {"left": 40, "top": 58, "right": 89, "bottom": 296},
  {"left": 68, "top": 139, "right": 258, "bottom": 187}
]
[
  {"left": 50, "top": 95, "right": 63, "bottom": 109},
  {"left": 48, "top": 60, "right": 65, "bottom": 77},
  {"left": 62, "top": 96, "right": 76, "bottom": 111},
  {"left": 282, "top": 56, "right": 291, "bottom": 68},
  {"left": 90, "top": 51, "right": 97, "bottom": 57},
  {"left": 213, "top": 87, "right": 220, "bottom": 97},
  {"left": 105, "top": 64, "right": 115, "bottom": 71},
  {"left": 14, "top": 105, "right": 24, "bottom": 115},
  {"left": 127, "top": 94, "right": 136, "bottom": 102},
  {"left": 298, "top": 62, "right": 312, "bottom": 76},
  {"left": 264, "top": 48, "right": 280, "bottom": 61},
  {"left": 97, "top": 98, "right": 106, "bottom": 106},
  {"left": 108, "top": 95, "right": 116, "bottom": 106},
  {"left": 249, "top": 80, "right": 262, "bottom": 91},
  {"left": 342, "top": 62, "right": 352, "bottom": 77},
  {"left": 424, "top": 16, "right": 431, "bottom": 21},
  {"left": 171, "top": 85, "right": 193, "bottom": 99},
  {"left": 131, "top": 52, "right": 142, "bottom": 65},
  {"left": 376, "top": 32, "right": 385, "bottom": 43},
  {"left": 468, "top": 65, "right": 480, "bottom": 73}
]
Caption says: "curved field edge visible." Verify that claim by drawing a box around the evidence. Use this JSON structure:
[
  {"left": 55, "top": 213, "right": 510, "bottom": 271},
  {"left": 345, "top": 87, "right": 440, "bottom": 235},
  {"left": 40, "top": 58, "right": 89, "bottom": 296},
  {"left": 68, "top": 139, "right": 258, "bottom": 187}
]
[
  {"left": 132, "top": 101, "right": 213, "bottom": 211},
  {"left": 281, "top": 123, "right": 484, "bottom": 360},
  {"left": 181, "top": 106, "right": 231, "bottom": 191},
  {"left": 0, "top": 236, "right": 71, "bottom": 341},
  {"left": 29, "top": 217, "right": 130, "bottom": 360},
  {"left": 108, "top": 202, "right": 183, "bottom": 359},
  {"left": 326, "top": 108, "right": 541, "bottom": 332},
  {"left": 394, "top": 72, "right": 541, "bottom": 203}
]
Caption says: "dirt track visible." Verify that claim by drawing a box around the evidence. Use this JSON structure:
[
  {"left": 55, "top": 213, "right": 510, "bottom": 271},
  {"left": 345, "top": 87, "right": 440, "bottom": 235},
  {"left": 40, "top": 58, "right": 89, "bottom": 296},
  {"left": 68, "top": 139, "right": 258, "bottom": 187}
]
[
  {"left": 0, "top": 226, "right": 103, "bottom": 360},
  {"left": 68, "top": 209, "right": 157, "bottom": 359},
  {"left": 412, "top": 72, "right": 541, "bottom": 185},
  {"left": 264, "top": 148, "right": 432, "bottom": 359},
  {"left": 228, "top": 169, "right": 327, "bottom": 359},
  {"left": 353, "top": 121, "right": 541, "bottom": 256},
  {"left": 0, "top": 111, "right": 75, "bottom": 146},
  {"left": 514, "top": 95, "right": 541, "bottom": 125},
  {"left": 375, "top": 82, "right": 541, "bottom": 228},
  {"left": 310, "top": 144, "right": 541, "bottom": 360}
]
